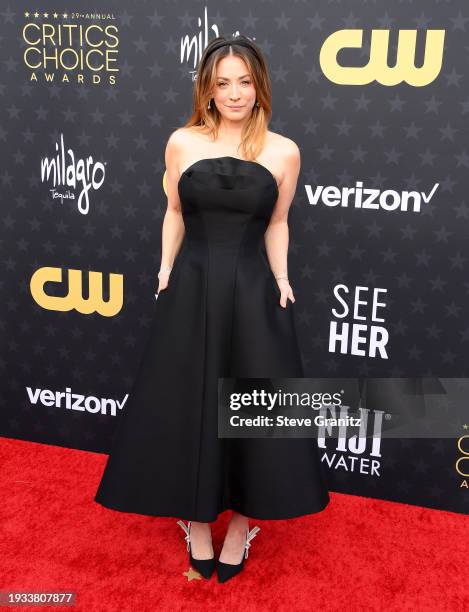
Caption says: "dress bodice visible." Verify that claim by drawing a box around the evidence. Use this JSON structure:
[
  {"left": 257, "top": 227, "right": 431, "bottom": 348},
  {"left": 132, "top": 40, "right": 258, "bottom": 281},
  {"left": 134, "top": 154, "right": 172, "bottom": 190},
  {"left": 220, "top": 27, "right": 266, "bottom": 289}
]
[
  {"left": 178, "top": 156, "right": 278, "bottom": 219},
  {"left": 173, "top": 154, "right": 283, "bottom": 313}
]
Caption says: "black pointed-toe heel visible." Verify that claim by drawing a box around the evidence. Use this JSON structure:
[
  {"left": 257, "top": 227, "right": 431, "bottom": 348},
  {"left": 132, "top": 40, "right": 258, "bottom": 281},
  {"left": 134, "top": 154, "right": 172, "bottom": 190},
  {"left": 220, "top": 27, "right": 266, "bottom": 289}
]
[
  {"left": 177, "top": 520, "right": 215, "bottom": 579},
  {"left": 216, "top": 525, "right": 261, "bottom": 584}
]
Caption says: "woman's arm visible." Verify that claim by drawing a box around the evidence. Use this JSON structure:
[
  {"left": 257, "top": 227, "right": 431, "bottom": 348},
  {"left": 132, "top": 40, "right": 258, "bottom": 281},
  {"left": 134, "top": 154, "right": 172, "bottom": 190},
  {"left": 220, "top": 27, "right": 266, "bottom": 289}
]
[
  {"left": 264, "top": 140, "right": 301, "bottom": 308},
  {"left": 157, "top": 130, "right": 187, "bottom": 292}
]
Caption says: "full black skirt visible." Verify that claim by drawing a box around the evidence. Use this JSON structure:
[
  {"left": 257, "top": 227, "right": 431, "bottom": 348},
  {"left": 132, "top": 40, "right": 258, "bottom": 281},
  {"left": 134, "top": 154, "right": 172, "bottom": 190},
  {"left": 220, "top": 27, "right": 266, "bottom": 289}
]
[{"left": 95, "top": 156, "right": 330, "bottom": 522}]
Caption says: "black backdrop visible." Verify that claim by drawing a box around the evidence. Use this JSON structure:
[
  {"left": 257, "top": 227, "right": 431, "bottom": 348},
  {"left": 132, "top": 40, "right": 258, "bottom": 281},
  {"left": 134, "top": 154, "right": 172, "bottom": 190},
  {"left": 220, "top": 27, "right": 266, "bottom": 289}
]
[{"left": 1, "top": 1, "right": 468, "bottom": 515}]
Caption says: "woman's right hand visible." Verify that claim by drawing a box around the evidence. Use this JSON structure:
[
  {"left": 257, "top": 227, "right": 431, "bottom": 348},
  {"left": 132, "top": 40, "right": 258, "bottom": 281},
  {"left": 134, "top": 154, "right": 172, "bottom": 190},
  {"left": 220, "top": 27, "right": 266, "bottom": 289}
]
[{"left": 156, "top": 269, "right": 171, "bottom": 293}]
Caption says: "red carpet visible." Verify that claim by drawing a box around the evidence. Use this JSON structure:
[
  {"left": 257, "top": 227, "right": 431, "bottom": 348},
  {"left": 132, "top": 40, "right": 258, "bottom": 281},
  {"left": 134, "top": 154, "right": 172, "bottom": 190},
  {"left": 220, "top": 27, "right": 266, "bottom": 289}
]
[{"left": 1, "top": 436, "right": 467, "bottom": 611}]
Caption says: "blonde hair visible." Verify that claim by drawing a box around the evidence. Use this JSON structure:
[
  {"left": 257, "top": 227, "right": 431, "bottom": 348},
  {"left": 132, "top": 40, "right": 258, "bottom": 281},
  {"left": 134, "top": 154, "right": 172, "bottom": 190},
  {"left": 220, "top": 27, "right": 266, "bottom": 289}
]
[{"left": 182, "top": 35, "right": 272, "bottom": 161}]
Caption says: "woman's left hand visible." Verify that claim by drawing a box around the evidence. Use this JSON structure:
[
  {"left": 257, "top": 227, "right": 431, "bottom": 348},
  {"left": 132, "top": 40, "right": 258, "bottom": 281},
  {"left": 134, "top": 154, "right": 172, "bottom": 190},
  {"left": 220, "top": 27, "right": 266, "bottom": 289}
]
[{"left": 276, "top": 278, "right": 295, "bottom": 308}]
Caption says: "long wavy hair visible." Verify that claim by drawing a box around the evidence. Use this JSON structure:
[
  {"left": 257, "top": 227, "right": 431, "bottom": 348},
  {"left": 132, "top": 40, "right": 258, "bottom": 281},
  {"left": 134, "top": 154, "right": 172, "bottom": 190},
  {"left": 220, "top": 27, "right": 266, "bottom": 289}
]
[{"left": 182, "top": 35, "right": 272, "bottom": 161}]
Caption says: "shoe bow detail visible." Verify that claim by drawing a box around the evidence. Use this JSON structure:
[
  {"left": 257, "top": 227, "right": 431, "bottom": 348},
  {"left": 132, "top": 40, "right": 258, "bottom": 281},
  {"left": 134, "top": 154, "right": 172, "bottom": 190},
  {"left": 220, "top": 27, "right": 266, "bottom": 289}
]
[
  {"left": 244, "top": 525, "right": 261, "bottom": 559},
  {"left": 177, "top": 519, "right": 192, "bottom": 552}
]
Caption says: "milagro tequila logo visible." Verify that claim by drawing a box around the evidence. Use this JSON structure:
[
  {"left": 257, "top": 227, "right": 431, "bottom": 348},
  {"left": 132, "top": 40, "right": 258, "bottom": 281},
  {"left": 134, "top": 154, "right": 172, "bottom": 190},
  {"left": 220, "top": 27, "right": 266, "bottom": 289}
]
[
  {"left": 180, "top": 5, "right": 220, "bottom": 75},
  {"left": 40, "top": 133, "right": 106, "bottom": 214},
  {"left": 180, "top": 6, "right": 253, "bottom": 79}
]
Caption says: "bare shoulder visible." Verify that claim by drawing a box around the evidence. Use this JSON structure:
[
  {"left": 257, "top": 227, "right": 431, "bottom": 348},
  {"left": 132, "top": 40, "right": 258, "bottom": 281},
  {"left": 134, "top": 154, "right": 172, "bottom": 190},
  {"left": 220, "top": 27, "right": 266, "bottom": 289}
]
[
  {"left": 265, "top": 131, "right": 300, "bottom": 186},
  {"left": 266, "top": 131, "right": 300, "bottom": 163},
  {"left": 165, "top": 128, "right": 199, "bottom": 173},
  {"left": 166, "top": 127, "right": 195, "bottom": 150}
]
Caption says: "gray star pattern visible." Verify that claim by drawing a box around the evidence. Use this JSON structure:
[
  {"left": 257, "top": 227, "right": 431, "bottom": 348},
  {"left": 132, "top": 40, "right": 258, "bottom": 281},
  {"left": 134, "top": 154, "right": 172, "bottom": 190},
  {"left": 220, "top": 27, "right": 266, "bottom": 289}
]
[{"left": 0, "top": 0, "right": 467, "bottom": 515}]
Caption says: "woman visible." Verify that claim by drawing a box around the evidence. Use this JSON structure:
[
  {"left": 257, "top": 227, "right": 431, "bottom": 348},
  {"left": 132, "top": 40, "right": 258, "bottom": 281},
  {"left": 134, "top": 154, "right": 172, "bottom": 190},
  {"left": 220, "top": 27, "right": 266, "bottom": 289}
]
[{"left": 95, "top": 34, "right": 329, "bottom": 584}]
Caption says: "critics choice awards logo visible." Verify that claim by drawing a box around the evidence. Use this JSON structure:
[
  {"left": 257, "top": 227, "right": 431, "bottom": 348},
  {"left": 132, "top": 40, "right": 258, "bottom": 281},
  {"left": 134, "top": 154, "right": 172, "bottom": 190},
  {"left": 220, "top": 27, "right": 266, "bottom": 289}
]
[{"left": 22, "top": 10, "right": 119, "bottom": 84}]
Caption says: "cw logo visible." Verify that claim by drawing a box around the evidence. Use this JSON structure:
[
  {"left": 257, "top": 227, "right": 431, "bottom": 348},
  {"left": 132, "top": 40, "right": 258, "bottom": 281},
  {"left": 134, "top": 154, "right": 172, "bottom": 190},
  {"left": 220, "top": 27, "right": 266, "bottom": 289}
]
[
  {"left": 320, "top": 29, "right": 445, "bottom": 86},
  {"left": 30, "top": 267, "right": 123, "bottom": 316},
  {"left": 456, "top": 435, "right": 469, "bottom": 479}
]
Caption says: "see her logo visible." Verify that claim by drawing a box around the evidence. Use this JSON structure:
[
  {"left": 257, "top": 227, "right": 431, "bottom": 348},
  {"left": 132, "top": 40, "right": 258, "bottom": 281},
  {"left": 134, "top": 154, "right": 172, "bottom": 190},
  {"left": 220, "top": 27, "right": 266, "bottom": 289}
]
[{"left": 329, "top": 284, "right": 389, "bottom": 358}]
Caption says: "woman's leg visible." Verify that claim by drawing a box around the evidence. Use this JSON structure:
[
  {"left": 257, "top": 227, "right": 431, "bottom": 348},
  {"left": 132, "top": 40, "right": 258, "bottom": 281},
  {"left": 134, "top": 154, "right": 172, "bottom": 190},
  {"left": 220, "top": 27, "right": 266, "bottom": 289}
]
[
  {"left": 189, "top": 521, "right": 214, "bottom": 560},
  {"left": 219, "top": 512, "right": 249, "bottom": 564}
]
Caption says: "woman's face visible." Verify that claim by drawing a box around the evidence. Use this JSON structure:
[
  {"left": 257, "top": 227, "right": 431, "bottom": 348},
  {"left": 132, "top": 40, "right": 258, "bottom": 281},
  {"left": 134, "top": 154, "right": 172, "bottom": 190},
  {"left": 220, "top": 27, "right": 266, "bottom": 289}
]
[{"left": 211, "top": 55, "right": 257, "bottom": 122}]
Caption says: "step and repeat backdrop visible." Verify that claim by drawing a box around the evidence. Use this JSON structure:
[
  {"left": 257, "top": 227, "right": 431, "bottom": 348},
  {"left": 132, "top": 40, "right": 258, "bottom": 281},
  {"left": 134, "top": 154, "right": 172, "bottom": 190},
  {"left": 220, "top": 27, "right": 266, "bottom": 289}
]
[{"left": 1, "top": 1, "right": 468, "bottom": 514}]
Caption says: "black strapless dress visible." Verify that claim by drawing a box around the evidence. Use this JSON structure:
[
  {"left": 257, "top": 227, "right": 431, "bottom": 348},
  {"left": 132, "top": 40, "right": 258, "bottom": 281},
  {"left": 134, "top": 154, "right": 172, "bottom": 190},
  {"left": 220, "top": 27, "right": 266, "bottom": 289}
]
[{"left": 94, "top": 156, "right": 330, "bottom": 522}]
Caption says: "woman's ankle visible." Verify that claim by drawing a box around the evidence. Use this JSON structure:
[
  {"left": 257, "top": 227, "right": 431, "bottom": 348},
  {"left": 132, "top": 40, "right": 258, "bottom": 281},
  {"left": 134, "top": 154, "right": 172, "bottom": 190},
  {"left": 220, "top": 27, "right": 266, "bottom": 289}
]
[
  {"left": 228, "top": 512, "right": 249, "bottom": 530},
  {"left": 189, "top": 521, "right": 214, "bottom": 559}
]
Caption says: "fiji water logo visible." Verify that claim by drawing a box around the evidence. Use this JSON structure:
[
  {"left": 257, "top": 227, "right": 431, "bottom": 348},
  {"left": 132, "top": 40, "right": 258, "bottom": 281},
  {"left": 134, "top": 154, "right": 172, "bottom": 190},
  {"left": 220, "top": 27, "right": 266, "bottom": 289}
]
[
  {"left": 40, "top": 133, "right": 106, "bottom": 214},
  {"left": 319, "top": 406, "right": 390, "bottom": 476}
]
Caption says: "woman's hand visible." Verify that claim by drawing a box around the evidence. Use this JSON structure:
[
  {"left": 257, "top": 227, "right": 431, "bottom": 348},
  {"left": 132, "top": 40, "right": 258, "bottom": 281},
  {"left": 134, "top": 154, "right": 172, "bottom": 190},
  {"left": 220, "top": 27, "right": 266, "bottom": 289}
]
[
  {"left": 156, "top": 268, "right": 172, "bottom": 294},
  {"left": 276, "top": 277, "right": 295, "bottom": 308}
]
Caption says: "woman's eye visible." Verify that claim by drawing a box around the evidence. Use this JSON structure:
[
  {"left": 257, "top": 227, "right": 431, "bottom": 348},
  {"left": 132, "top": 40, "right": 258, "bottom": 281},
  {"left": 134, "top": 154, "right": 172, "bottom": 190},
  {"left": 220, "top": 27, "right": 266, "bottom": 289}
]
[{"left": 217, "top": 81, "right": 251, "bottom": 86}]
